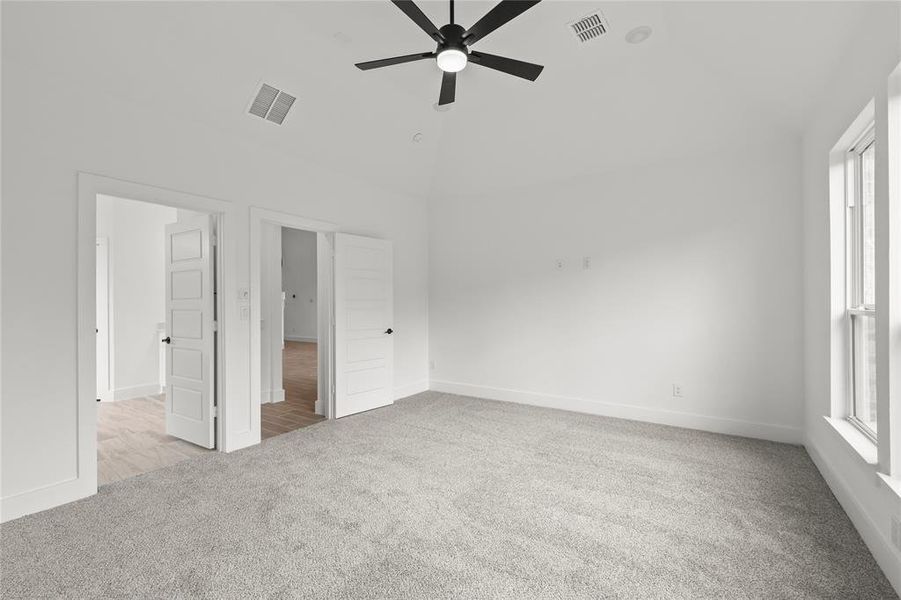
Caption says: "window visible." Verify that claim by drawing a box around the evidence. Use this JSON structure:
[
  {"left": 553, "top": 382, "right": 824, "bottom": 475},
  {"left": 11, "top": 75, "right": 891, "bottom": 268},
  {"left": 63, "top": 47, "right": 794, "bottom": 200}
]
[{"left": 847, "top": 125, "right": 877, "bottom": 440}]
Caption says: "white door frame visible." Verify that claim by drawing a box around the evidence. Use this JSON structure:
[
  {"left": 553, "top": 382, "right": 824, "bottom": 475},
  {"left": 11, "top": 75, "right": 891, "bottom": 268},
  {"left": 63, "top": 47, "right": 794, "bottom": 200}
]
[
  {"left": 249, "top": 207, "right": 336, "bottom": 425},
  {"left": 77, "top": 173, "right": 230, "bottom": 495}
]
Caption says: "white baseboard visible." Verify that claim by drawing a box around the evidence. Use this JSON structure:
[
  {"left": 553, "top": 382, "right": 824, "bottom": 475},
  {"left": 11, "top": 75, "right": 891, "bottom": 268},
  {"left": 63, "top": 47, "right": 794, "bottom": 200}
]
[
  {"left": 395, "top": 380, "right": 429, "bottom": 401},
  {"left": 1, "top": 476, "right": 95, "bottom": 523},
  {"left": 260, "top": 389, "right": 286, "bottom": 404},
  {"left": 429, "top": 380, "right": 803, "bottom": 444},
  {"left": 806, "top": 441, "right": 901, "bottom": 595},
  {"left": 112, "top": 383, "right": 162, "bottom": 401},
  {"left": 284, "top": 335, "right": 317, "bottom": 343}
]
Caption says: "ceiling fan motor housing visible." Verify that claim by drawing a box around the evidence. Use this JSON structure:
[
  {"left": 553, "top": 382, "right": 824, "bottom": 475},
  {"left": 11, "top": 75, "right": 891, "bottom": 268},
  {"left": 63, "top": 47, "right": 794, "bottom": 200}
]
[{"left": 437, "top": 23, "right": 468, "bottom": 54}]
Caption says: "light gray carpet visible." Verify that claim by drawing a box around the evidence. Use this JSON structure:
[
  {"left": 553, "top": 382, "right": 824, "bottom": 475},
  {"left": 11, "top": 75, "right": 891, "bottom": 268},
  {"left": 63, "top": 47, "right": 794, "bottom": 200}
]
[{"left": 1, "top": 392, "right": 896, "bottom": 599}]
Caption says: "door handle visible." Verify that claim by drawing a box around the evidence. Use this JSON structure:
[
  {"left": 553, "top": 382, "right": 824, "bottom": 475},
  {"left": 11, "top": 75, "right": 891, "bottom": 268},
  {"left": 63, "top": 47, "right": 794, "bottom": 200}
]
[
  {"left": 161, "top": 336, "right": 171, "bottom": 344},
  {"left": 385, "top": 328, "right": 393, "bottom": 335}
]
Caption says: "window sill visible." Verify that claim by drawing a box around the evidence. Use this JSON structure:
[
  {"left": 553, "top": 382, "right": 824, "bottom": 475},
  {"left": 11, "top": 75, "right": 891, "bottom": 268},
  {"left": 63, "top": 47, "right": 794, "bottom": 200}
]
[
  {"left": 823, "top": 416, "right": 878, "bottom": 465},
  {"left": 878, "top": 472, "right": 901, "bottom": 499},
  {"left": 822, "top": 418, "right": 901, "bottom": 501}
]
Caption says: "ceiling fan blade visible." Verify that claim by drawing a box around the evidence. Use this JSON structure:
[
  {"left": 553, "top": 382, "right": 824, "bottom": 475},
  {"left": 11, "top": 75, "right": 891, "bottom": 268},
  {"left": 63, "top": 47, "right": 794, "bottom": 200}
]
[
  {"left": 469, "top": 52, "right": 544, "bottom": 81},
  {"left": 463, "top": 0, "right": 541, "bottom": 46},
  {"left": 355, "top": 52, "right": 434, "bottom": 71},
  {"left": 438, "top": 71, "right": 456, "bottom": 105},
  {"left": 391, "top": 0, "right": 444, "bottom": 43}
]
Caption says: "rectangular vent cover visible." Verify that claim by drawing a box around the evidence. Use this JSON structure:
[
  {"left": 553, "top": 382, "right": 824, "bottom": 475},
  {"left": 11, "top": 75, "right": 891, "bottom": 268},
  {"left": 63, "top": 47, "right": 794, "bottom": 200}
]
[
  {"left": 570, "top": 12, "right": 609, "bottom": 43},
  {"left": 248, "top": 83, "right": 296, "bottom": 125}
]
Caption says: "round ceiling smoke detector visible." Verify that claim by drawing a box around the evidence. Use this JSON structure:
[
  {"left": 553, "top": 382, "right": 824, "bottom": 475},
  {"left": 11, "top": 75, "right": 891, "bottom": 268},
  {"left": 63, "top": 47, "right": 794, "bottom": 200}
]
[
  {"left": 411, "top": 132, "right": 423, "bottom": 143},
  {"left": 625, "top": 26, "right": 653, "bottom": 44}
]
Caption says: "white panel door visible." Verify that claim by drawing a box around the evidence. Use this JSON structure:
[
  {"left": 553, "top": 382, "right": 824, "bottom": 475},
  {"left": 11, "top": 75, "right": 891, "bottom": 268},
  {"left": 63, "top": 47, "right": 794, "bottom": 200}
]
[
  {"left": 164, "top": 215, "right": 215, "bottom": 448},
  {"left": 95, "top": 237, "right": 111, "bottom": 402},
  {"left": 334, "top": 233, "right": 394, "bottom": 418}
]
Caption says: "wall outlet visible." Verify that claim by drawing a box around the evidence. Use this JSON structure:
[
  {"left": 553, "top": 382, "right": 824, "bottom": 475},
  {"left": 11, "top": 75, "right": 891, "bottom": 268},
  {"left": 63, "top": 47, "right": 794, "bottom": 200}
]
[
  {"left": 672, "top": 384, "right": 684, "bottom": 398},
  {"left": 554, "top": 259, "right": 565, "bottom": 271},
  {"left": 582, "top": 256, "right": 591, "bottom": 270},
  {"left": 892, "top": 516, "right": 901, "bottom": 551}
]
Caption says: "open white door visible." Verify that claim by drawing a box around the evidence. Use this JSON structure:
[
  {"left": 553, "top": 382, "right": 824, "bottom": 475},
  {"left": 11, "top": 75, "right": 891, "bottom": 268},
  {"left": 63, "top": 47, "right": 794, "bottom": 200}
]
[
  {"left": 95, "top": 237, "right": 111, "bottom": 402},
  {"left": 164, "top": 215, "right": 216, "bottom": 448},
  {"left": 334, "top": 233, "right": 394, "bottom": 418}
]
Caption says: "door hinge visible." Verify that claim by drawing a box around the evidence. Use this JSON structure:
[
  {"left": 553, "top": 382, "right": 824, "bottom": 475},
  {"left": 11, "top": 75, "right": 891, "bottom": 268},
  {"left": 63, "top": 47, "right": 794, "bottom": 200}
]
[
  {"left": 212, "top": 405, "right": 218, "bottom": 418},
  {"left": 212, "top": 320, "right": 218, "bottom": 332},
  {"left": 211, "top": 235, "right": 218, "bottom": 247}
]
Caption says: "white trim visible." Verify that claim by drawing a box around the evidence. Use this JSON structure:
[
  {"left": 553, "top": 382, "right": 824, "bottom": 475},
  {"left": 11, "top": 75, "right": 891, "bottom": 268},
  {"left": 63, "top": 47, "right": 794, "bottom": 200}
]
[
  {"left": 395, "top": 380, "right": 429, "bottom": 401},
  {"left": 284, "top": 335, "right": 318, "bottom": 343},
  {"left": 806, "top": 442, "right": 901, "bottom": 594},
  {"left": 316, "top": 237, "right": 332, "bottom": 419},
  {"left": 0, "top": 478, "right": 94, "bottom": 525},
  {"left": 823, "top": 416, "right": 878, "bottom": 465},
  {"left": 249, "top": 207, "right": 337, "bottom": 434},
  {"left": 884, "top": 59, "right": 901, "bottom": 478},
  {"left": 429, "top": 380, "right": 803, "bottom": 444},
  {"left": 261, "top": 389, "right": 286, "bottom": 404},
  {"left": 111, "top": 384, "right": 162, "bottom": 402}
]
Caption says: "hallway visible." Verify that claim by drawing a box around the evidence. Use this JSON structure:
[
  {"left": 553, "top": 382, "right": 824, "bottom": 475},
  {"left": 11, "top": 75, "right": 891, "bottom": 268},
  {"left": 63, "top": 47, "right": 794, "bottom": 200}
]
[{"left": 261, "top": 341, "right": 324, "bottom": 439}]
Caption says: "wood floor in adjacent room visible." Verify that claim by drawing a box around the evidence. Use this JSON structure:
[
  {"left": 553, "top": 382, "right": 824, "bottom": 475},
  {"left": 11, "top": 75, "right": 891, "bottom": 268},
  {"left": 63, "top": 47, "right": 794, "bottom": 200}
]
[
  {"left": 97, "top": 341, "right": 323, "bottom": 484},
  {"left": 97, "top": 394, "right": 210, "bottom": 486},
  {"left": 261, "top": 341, "right": 325, "bottom": 440}
]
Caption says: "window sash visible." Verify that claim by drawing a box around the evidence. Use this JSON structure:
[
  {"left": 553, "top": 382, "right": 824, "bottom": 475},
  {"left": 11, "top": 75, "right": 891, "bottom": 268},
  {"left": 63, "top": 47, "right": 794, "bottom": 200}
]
[
  {"left": 847, "top": 129, "right": 875, "bottom": 310},
  {"left": 845, "top": 123, "right": 876, "bottom": 440},
  {"left": 850, "top": 311, "right": 877, "bottom": 441}
]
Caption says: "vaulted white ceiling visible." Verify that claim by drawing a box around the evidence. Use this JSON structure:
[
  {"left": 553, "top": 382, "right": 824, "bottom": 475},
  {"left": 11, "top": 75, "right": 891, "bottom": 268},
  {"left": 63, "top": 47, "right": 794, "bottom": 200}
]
[{"left": 2, "top": 1, "right": 889, "bottom": 198}]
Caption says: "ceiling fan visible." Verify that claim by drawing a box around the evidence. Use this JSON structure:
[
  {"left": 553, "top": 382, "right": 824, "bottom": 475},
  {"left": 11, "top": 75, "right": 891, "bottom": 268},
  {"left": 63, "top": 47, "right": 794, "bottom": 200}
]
[{"left": 355, "top": 0, "right": 544, "bottom": 106}]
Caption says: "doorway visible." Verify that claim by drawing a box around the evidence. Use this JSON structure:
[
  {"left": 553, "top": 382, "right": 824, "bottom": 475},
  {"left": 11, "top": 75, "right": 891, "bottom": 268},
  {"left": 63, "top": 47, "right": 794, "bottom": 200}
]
[
  {"left": 94, "top": 194, "right": 218, "bottom": 485},
  {"left": 259, "top": 226, "right": 325, "bottom": 439},
  {"left": 249, "top": 208, "right": 396, "bottom": 432}
]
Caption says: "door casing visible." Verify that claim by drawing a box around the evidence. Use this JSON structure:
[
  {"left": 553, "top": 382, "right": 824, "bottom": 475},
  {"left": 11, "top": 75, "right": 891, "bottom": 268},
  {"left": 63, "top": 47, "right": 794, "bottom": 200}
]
[
  {"left": 76, "top": 173, "right": 228, "bottom": 500},
  {"left": 249, "top": 207, "right": 337, "bottom": 431}
]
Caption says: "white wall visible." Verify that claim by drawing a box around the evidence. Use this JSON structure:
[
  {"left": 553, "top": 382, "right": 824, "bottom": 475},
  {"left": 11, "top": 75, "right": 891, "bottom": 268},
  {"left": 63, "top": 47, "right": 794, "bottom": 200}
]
[
  {"left": 282, "top": 228, "right": 318, "bottom": 342},
  {"left": 801, "top": 4, "right": 901, "bottom": 590},
  {"left": 429, "top": 141, "right": 804, "bottom": 443},
  {"left": 1, "top": 10, "right": 430, "bottom": 519},
  {"left": 96, "top": 195, "right": 177, "bottom": 400}
]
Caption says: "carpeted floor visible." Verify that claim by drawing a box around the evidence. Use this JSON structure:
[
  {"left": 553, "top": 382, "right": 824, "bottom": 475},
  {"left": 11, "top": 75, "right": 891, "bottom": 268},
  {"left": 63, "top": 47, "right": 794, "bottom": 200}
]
[{"left": 1, "top": 392, "right": 896, "bottom": 599}]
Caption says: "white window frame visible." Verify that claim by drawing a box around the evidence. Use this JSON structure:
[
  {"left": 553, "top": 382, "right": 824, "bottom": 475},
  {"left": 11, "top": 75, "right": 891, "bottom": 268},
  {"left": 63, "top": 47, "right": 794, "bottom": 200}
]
[{"left": 846, "top": 124, "right": 877, "bottom": 442}]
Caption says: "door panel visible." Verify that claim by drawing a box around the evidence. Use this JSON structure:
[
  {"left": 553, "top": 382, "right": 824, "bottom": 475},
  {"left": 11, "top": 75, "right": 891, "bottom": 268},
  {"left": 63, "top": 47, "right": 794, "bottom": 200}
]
[
  {"left": 165, "top": 215, "right": 215, "bottom": 448},
  {"left": 95, "top": 238, "right": 112, "bottom": 402},
  {"left": 334, "top": 233, "right": 394, "bottom": 418}
]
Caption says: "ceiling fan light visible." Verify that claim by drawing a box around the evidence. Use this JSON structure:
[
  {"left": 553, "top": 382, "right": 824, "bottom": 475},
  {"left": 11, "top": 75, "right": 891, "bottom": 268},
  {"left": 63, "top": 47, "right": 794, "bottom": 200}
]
[{"left": 437, "top": 48, "right": 467, "bottom": 73}]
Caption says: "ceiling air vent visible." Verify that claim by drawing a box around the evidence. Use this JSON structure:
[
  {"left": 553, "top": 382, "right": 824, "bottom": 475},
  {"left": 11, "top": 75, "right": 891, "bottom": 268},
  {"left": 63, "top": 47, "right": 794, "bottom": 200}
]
[
  {"left": 248, "top": 83, "right": 296, "bottom": 125},
  {"left": 569, "top": 12, "right": 609, "bottom": 43}
]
